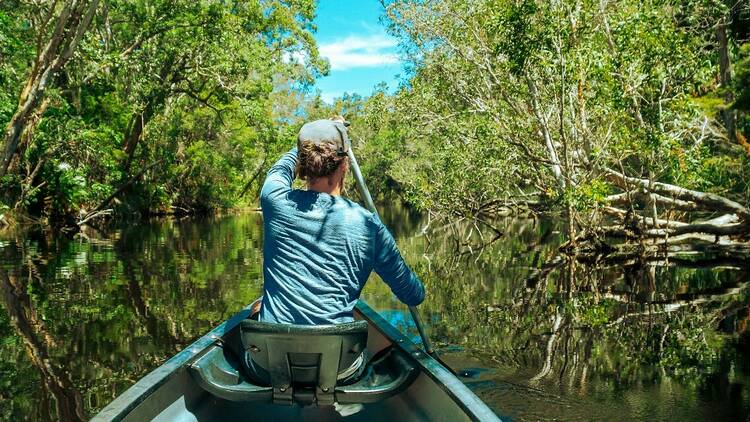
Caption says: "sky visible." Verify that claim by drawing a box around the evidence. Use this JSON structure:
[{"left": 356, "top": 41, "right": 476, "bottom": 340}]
[{"left": 312, "top": 0, "right": 404, "bottom": 103}]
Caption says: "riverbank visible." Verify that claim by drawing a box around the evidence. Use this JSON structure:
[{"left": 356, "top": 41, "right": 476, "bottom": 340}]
[{"left": 0, "top": 204, "right": 263, "bottom": 233}]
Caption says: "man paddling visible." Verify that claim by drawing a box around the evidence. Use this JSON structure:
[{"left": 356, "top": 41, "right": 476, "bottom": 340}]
[{"left": 257, "top": 117, "right": 425, "bottom": 325}]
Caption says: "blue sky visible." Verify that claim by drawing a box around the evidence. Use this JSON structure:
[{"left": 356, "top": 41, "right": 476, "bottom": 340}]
[{"left": 312, "top": 0, "right": 404, "bottom": 103}]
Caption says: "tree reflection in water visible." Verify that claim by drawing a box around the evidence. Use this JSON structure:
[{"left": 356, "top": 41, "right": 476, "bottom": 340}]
[
  {"left": 0, "top": 208, "right": 748, "bottom": 420},
  {"left": 0, "top": 267, "right": 85, "bottom": 421},
  {"left": 0, "top": 216, "right": 264, "bottom": 420},
  {"left": 383, "top": 212, "right": 750, "bottom": 420}
]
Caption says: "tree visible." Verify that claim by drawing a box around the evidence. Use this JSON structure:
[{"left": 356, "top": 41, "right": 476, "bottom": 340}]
[
  {"left": 373, "top": 0, "right": 750, "bottom": 253},
  {"left": 0, "top": 0, "right": 326, "bottom": 222},
  {"left": 0, "top": 0, "right": 99, "bottom": 178}
]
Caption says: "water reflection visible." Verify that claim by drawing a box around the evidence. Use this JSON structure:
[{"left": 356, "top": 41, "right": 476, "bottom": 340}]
[
  {"left": 0, "top": 267, "right": 85, "bottom": 421},
  {"left": 0, "top": 216, "right": 265, "bottom": 420},
  {"left": 0, "top": 207, "right": 748, "bottom": 420},
  {"left": 364, "top": 209, "right": 750, "bottom": 420}
]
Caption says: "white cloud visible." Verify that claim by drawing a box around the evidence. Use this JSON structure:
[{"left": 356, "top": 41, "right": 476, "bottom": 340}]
[
  {"left": 319, "top": 33, "right": 399, "bottom": 71},
  {"left": 282, "top": 50, "right": 307, "bottom": 65},
  {"left": 320, "top": 91, "right": 343, "bottom": 104}
]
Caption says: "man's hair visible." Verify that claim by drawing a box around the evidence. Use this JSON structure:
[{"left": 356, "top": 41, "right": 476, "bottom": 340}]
[{"left": 296, "top": 140, "right": 348, "bottom": 181}]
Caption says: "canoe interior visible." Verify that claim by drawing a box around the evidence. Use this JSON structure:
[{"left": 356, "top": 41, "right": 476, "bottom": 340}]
[
  {"left": 94, "top": 302, "right": 499, "bottom": 422},
  {"left": 131, "top": 370, "right": 439, "bottom": 422}
]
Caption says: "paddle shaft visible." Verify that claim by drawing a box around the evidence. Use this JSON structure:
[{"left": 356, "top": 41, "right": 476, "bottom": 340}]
[
  {"left": 408, "top": 305, "right": 435, "bottom": 355},
  {"left": 346, "top": 149, "right": 436, "bottom": 356}
]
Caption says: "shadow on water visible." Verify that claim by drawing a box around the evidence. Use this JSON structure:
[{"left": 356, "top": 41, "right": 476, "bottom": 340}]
[{"left": 0, "top": 206, "right": 749, "bottom": 420}]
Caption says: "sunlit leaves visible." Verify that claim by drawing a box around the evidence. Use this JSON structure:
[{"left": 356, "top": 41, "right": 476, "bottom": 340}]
[
  {"left": 1, "top": 0, "right": 325, "bottom": 219},
  {"left": 373, "top": 0, "right": 749, "bottom": 217}
]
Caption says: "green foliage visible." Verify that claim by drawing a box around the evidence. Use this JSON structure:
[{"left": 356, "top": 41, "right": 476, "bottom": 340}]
[
  {"left": 2, "top": 0, "right": 748, "bottom": 224},
  {"left": 487, "top": 0, "right": 550, "bottom": 76},
  {"left": 734, "top": 43, "right": 750, "bottom": 116},
  {"left": 1, "top": 0, "right": 324, "bottom": 221},
  {"left": 0, "top": 7, "right": 33, "bottom": 123},
  {"left": 570, "top": 179, "right": 611, "bottom": 211},
  {"left": 566, "top": 296, "right": 616, "bottom": 327},
  {"left": 661, "top": 314, "right": 726, "bottom": 376},
  {"left": 349, "top": 0, "right": 750, "bottom": 218}
]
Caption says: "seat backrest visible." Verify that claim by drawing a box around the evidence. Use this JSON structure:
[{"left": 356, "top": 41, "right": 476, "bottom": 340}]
[{"left": 240, "top": 319, "right": 368, "bottom": 405}]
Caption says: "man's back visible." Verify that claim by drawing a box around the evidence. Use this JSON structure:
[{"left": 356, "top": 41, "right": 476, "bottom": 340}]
[{"left": 259, "top": 147, "right": 424, "bottom": 324}]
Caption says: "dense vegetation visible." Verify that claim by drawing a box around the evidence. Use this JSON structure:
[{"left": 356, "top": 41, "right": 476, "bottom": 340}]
[
  {"left": 1, "top": 3, "right": 750, "bottom": 418},
  {"left": 0, "top": 0, "right": 325, "bottom": 225},
  {"left": 1, "top": 0, "right": 749, "bottom": 256},
  {"left": 346, "top": 0, "right": 750, "bottom": 256}
]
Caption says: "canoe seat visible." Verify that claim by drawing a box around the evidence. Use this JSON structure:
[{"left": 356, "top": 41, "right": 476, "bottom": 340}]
[
  {"left": 188, "top": 319, "right": 418, "bottom": 407},
  {"left": 189, "top": 343, "right": 273, "bottom": 402},
  {"left": 241, "top": 319, "right": 369, "bottom": 406}
]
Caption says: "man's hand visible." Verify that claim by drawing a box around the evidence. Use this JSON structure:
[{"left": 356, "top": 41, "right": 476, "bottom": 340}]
[
  {"left": 250, "top": 298, "right": 262, "bottom": 317},
  {"left": 331, "top": 115, "right": 350, "bottom": 127}
]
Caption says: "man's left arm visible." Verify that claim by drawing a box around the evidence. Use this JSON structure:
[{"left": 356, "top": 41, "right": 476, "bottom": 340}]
[{"left": 372, "top": 220, "right": 426, "bottom": 306}]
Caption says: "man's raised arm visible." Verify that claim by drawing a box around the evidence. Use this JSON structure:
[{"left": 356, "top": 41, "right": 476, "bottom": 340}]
[{"left": 260, "top": 147, "right": 298, "bottom": 202}]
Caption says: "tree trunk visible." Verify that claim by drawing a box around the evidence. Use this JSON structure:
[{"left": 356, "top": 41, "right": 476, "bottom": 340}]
[
  {"left": 0, "top": 0, "right": 99, "bottom": 178},
  {"left": 121, "top": 54, "right": 177, "bottom": 173},
  {"left": 1, "top": 117, "right": 28, "bottom": 177},
  {"left": 717, "top": 17, "right": 735, "bottom": 140},
  {"left": 604, "top": 168, "right": 750, "bottom": 221},
  {"left": 527, "top": 77, "right": 566, "bottom": 190}
]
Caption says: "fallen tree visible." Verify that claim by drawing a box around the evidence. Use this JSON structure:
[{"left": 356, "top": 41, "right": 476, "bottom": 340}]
[{"left": 565, "top": 168, "right": 750, "bottom": 259}]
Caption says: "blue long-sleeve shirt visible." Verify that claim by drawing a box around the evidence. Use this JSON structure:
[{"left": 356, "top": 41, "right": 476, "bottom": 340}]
[{"left": 258, "top": 147, "right": 425, "bottom": 324}]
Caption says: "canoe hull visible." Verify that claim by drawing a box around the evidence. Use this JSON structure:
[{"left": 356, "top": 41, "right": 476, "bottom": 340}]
[{"left": 93, "top": 302, "right": 499, "bottom": 422}]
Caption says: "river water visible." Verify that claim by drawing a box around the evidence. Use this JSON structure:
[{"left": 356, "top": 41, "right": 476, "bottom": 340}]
[{"left": 0, "top": 206, "right": 748, "bottom": 421}]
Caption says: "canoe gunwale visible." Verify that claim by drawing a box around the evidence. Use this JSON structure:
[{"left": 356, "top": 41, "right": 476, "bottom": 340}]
[
  {"left": 93, "top": 301, "right": 501, "bottom": 422},
  {"left": 354, "top": 302, "right": 500, "bottom": 422},
  {"left": 91, "top": 305, "right": 253, "bottom": 422}
]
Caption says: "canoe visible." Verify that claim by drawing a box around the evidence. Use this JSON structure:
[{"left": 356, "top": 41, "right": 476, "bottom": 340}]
[{"left": 93, "top": 301, "right": 500, "bottom": 421}]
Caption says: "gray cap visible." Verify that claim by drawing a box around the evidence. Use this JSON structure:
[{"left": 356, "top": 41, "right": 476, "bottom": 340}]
[{"left": 297, "top": 119, "right": 350, "bottom": 156}]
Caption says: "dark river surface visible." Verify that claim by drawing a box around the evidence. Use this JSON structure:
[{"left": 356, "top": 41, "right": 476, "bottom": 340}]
[{"left": 1, "top": 205, "right": 749, "bottom": 421}]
